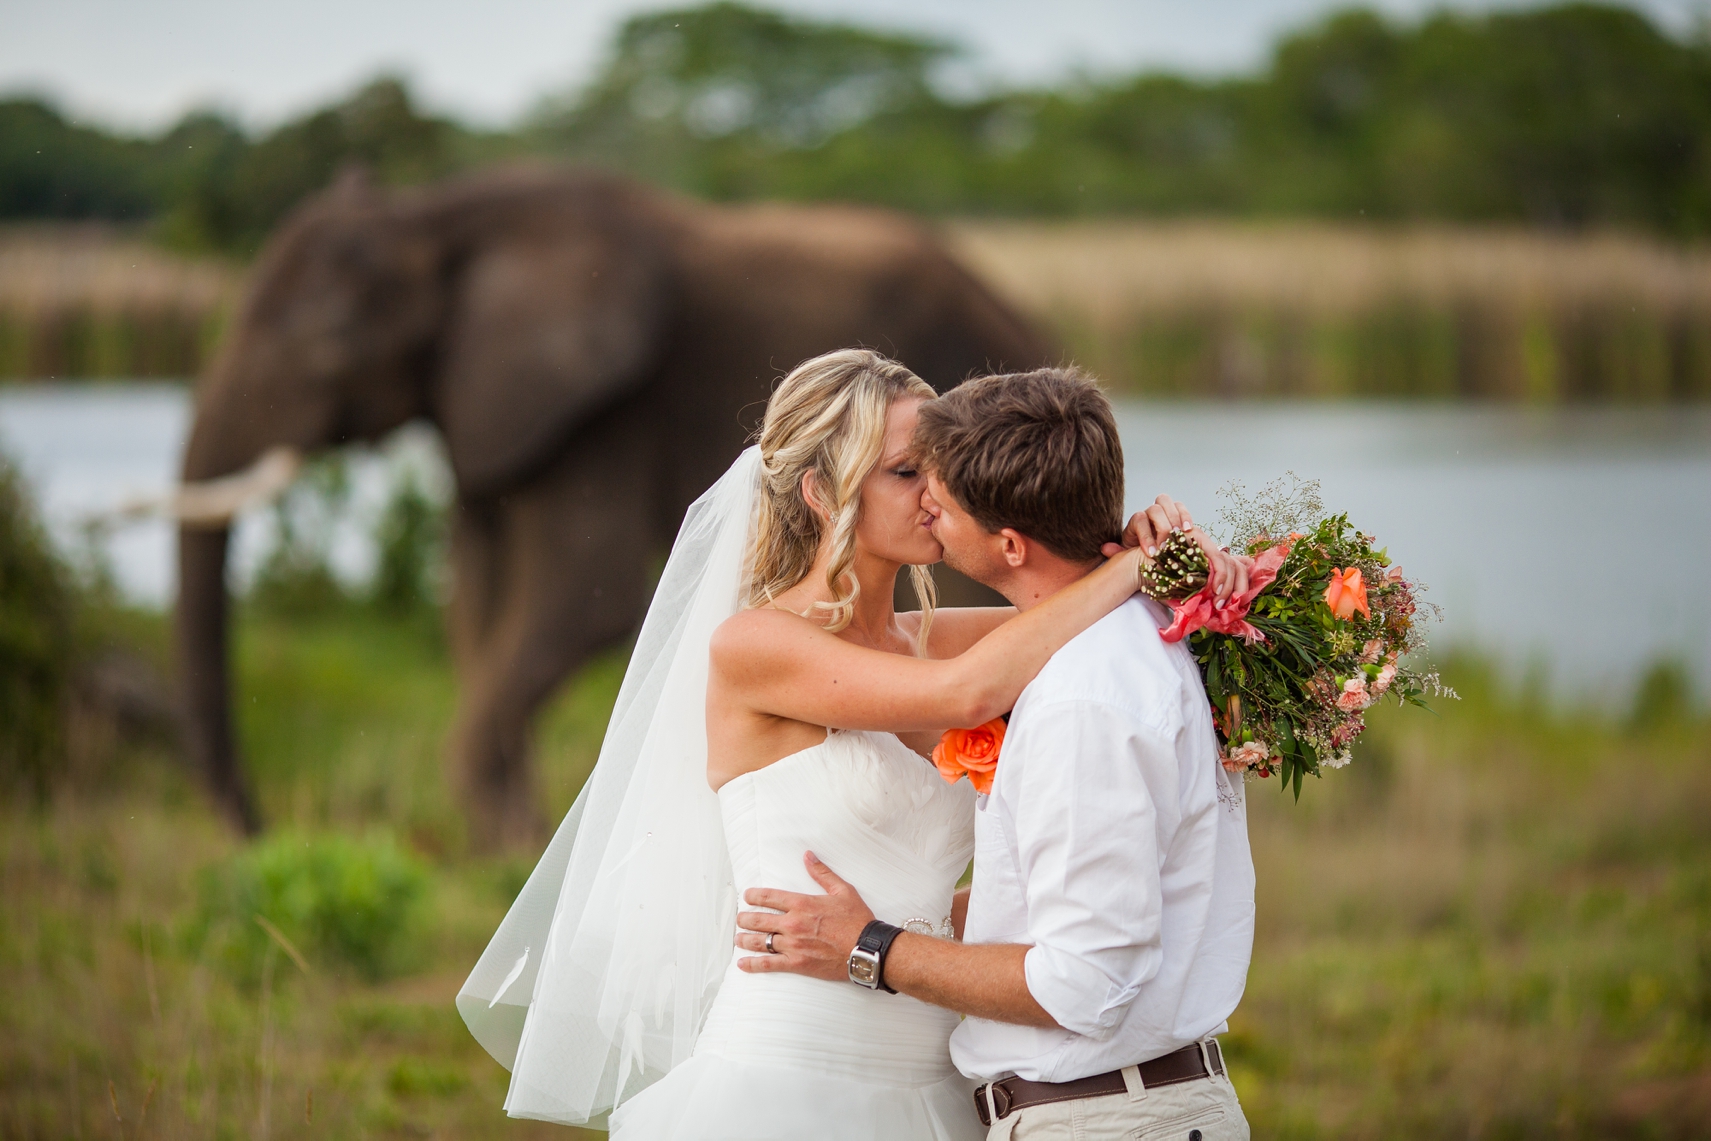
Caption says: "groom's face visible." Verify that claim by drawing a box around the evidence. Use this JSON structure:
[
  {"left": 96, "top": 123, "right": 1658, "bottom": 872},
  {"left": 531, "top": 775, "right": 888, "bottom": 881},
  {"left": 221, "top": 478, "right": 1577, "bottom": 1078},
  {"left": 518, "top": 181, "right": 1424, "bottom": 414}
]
[{"left": 922, "top": 474, "right": 1009, "bottom": 589}]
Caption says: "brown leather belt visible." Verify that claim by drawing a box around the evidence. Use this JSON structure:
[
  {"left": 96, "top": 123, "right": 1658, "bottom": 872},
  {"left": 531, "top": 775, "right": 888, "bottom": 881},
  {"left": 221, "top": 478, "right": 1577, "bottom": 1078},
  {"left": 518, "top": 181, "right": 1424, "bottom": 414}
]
[{"left": 973, "top": 1041, "right": 1225, "bottom": 1126}]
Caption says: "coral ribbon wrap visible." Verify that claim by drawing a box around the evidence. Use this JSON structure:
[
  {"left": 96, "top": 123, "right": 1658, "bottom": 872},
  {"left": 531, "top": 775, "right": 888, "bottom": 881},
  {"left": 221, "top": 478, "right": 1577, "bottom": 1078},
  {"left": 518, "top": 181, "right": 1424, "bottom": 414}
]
[
  {"left": 932, "top": 718, "right": 1006, "bottom": 795},
  {"left": 1159, "top": 540, "right": 1291, "bottom": 645}
]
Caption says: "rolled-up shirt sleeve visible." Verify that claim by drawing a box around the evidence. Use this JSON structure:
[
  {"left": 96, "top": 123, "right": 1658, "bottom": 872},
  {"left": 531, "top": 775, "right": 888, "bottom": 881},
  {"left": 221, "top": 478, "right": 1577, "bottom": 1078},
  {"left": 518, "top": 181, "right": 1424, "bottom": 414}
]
[{"left": 1009, "top": 700, "right": 1174, "bottom": 1038}]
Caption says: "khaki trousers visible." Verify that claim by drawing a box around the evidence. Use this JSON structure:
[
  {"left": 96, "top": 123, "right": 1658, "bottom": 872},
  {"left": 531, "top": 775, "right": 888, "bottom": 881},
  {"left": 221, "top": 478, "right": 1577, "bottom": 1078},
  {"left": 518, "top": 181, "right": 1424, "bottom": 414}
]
[{"left": 983, "top": 1069, "right": 1249, "bottom": 1141}]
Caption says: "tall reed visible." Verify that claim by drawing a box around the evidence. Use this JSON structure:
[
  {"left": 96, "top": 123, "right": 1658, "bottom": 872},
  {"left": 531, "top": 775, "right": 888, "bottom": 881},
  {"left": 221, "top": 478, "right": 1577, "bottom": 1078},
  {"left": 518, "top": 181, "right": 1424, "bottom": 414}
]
[
  {"left": 0, "top": 227, "right": 240, "bottom": 381},
  {"left": 7, "top": 220, "right": 1711, "bottom": 401},
  {"left": 948, "top": 220, "right": 1711, "bottom": 401}
]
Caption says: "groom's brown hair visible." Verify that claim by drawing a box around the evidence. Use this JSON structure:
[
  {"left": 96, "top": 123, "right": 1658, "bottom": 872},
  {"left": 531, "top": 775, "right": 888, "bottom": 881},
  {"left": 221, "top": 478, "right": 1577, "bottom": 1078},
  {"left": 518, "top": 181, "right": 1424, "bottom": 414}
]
[{"left": 913, "top": 367, "right": 1123, "bottom": 561}]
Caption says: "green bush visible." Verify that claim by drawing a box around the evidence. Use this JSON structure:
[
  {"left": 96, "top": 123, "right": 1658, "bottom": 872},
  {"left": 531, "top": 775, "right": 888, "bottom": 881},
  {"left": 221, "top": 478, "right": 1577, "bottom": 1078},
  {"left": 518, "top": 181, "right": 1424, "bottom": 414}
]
[
  {"left": 370, "top": 471, "right": 445, "bottom": 617},
  {"left": 199, "top": 830, "right": 430, "bottom": 982},
  {"left": 0, "top": 453, "right": 73, "bottom": 798},
  {"left": 249, "top": 456, "right": 352, "bottom": 615},
  {"left": 1630, "top": 658, "right": 1697, "bottom": 730}
]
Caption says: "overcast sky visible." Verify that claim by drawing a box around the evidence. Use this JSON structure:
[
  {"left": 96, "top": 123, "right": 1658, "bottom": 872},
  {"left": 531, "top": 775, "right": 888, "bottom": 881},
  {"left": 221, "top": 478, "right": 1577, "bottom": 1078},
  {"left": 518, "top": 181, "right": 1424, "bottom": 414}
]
[{"left": 3, "top": 0, "right": 1704, "bottom": 132}]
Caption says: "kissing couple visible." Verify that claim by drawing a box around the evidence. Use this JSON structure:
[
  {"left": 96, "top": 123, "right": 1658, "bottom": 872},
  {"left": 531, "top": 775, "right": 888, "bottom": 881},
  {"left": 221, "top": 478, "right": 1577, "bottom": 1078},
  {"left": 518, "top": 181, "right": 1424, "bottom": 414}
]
[{"left": 460, "top": 349, "right": 1256, "bottom": 1140}]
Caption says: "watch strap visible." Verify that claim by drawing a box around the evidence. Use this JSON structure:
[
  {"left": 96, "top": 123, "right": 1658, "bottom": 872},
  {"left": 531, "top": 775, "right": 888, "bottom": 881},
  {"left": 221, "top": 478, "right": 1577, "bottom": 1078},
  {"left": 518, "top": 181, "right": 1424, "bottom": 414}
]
[{"left": 856, "top": 920, "right": 904, "bottom": 994}]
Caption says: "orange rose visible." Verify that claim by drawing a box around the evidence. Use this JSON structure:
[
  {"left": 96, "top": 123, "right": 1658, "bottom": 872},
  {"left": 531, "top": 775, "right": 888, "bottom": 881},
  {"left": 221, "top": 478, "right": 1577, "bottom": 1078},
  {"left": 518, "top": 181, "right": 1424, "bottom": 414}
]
[
  {"left": 1323, "top": 567, "right": 1370, "bottom": 621},
  {"left": 932, "top": 717, "right": 1006, "bottom": 795}
]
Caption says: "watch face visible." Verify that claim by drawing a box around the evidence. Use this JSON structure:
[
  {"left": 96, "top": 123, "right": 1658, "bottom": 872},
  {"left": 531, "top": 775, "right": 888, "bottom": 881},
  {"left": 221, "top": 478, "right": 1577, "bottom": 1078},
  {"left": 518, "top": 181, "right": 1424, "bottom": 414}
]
[{"left": 848, "top": 953, "right": 880, "bottom": 986}]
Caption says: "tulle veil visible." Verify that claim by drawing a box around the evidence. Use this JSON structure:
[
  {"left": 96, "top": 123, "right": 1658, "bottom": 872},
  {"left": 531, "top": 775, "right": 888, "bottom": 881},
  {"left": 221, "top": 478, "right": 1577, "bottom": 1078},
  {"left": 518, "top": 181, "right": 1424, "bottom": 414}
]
[{"left": 457, "top": 447, "right": 762, "bottom": 1127}]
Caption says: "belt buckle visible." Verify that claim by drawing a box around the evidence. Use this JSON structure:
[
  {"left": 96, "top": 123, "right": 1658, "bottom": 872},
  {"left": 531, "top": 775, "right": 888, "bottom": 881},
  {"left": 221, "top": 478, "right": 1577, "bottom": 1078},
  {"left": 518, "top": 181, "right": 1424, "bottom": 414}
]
[{"left": 974, "top": 1080, "right": 1014, "bottom": 1126}]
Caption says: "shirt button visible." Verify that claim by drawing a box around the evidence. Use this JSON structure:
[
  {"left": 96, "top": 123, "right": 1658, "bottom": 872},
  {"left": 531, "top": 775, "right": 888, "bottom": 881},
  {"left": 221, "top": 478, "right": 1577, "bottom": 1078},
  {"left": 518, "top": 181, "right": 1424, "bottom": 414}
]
[{"left": 1188, "top": 1131, "right": 1202, "bottom": 1141}]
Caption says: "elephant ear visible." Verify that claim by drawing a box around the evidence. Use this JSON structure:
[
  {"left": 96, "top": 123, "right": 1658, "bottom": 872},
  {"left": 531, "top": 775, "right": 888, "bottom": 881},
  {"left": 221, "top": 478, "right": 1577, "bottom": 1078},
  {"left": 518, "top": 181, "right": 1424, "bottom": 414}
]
[{"left": 434, "top": 230, "right": 669, "bottom": 497}]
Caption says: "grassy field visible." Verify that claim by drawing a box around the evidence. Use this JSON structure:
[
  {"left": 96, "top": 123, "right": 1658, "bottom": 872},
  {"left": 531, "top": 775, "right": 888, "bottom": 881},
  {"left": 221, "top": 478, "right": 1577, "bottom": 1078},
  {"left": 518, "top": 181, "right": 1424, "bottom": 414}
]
[{"left": 1, "top": 605, "right": 1707, "bottom": 1139}]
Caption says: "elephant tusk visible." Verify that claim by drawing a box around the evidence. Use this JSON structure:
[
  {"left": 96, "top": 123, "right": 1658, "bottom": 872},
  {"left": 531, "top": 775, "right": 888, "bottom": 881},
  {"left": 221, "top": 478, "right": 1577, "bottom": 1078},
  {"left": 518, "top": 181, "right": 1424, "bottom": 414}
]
[{"left": 112, "top": 446, "right": 303, "bottom": 528}]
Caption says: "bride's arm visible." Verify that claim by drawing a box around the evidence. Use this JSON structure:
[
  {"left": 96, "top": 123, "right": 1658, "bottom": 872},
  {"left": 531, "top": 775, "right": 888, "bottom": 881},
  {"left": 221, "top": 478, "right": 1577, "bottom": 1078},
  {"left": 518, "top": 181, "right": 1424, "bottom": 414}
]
[
  {"left": 711, "top": 547, "right": 1146, "bottom": 734},
  {"left": 918, "top": 495, "right": 1247, "bottom": 658}
]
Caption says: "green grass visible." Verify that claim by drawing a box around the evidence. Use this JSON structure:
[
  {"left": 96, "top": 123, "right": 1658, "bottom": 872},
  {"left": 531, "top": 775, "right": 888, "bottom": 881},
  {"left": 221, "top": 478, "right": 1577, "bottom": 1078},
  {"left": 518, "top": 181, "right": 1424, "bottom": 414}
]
[
  {"left": 0, "top": 607, "right": 614, "bottom": 1140},
  {"left": 1230, "top": 660, "right": 1711, "bottom": 1137},
  {"left": 1, "top": 608, "right": 1706, "bottom": 1138}
]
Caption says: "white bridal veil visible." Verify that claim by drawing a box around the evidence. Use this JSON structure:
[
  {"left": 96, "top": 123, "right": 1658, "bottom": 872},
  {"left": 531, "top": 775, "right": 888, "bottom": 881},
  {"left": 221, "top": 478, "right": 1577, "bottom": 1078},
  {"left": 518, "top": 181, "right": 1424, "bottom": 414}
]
[{"left": 457, "top": 447, "right": 762, "bottom": 1127}]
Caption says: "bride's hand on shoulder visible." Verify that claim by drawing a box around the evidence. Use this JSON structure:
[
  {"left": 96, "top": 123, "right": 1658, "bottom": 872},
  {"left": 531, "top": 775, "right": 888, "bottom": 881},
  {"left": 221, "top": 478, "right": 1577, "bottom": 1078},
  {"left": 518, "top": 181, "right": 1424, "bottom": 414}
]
[{"left": 1103, "top": 494, "right": 1252, "bottom": 605}]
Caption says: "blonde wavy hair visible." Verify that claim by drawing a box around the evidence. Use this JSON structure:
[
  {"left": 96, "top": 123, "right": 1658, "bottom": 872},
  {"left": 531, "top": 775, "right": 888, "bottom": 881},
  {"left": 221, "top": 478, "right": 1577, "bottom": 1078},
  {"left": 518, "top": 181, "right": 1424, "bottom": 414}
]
[{"left": 748, "top": 348, "right": 938, "bottom": 653}]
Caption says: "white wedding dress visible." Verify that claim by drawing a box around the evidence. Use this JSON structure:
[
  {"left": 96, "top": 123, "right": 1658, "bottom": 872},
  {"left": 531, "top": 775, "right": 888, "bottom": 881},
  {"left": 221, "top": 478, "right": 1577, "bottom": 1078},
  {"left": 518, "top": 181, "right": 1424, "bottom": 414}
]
[
  {"left": 609, "top": 728, "right": 981, "bottom": 1140},
  {"left": 459, "top": 449, "right": 984, "bottom": 1137}
]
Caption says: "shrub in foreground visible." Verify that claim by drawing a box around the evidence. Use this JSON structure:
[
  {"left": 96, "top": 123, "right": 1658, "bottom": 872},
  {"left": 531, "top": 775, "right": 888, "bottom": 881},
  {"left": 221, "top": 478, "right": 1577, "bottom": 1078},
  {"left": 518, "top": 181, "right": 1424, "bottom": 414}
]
[
  {"left": 198, "top": 830, "right": 430, "bottom": 982},
  {"left": 0, "top": 454, "right": 73, "bottom": 799}
]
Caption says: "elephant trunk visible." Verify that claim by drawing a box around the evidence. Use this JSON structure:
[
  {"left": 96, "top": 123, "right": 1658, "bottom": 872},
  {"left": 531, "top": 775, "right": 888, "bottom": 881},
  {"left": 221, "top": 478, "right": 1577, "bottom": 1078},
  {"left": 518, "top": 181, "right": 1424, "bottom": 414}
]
[
  {"left": 175, "top": 523, "right": 259, "bottom": 833},
  {"left": 172, "top": 381, "right": 307, "bottom": 835}
]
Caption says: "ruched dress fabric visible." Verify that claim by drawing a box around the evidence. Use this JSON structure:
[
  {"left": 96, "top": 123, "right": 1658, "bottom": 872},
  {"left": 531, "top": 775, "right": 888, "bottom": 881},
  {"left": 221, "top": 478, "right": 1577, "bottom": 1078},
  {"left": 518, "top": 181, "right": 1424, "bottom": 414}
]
[{"left": 609, "top": 729, "right": 981, "bottom": 1141}]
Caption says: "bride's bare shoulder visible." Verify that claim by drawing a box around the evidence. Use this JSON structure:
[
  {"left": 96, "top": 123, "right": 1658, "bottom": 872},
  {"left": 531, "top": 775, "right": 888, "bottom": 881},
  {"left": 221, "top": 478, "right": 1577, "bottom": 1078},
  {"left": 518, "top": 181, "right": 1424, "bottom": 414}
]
[
  {"left": 710, "top": 607, "right": 824, "bottom": 678},
  {"left": 714, "top": 606, "right": 813, "bottom": 641}
]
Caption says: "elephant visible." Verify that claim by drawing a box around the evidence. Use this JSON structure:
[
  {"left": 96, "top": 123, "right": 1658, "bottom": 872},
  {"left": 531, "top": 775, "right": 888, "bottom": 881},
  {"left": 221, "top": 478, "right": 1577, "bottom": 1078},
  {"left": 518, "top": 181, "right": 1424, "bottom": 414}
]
[{"left": 176, "top": 164, "right": 1052, "bottom": 848}]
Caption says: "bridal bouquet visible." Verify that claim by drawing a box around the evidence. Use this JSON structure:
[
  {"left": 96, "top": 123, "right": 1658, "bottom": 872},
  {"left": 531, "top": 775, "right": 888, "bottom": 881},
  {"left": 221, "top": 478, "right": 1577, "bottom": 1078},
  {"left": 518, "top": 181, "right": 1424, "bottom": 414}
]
[{"left": 1139, "top": 476, "right": 1453, "bottom": 798}]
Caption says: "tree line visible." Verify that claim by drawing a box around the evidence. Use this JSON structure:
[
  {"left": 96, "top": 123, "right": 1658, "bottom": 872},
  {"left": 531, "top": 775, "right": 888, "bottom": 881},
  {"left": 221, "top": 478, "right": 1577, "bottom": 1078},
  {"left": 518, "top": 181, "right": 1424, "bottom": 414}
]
[{"left": 4, "top": 2, "right": 1711, "bottom": 253}]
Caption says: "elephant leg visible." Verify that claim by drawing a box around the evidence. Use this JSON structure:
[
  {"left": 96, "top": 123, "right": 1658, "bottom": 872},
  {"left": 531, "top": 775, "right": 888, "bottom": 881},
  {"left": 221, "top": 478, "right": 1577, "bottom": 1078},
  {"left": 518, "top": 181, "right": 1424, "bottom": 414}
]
[
  {"left": 445, "top": 499, "right": 503, "bottom": 668},
  {"left": 447, "top": 410, "right": 658, "bottom": 851}
]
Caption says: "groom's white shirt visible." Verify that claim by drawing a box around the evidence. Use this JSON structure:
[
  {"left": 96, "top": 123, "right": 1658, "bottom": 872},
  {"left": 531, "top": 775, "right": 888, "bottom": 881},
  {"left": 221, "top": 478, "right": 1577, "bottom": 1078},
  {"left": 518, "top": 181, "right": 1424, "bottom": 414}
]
[{"left": 948, "top": 595, "right": 1256, "bottom": 1084}]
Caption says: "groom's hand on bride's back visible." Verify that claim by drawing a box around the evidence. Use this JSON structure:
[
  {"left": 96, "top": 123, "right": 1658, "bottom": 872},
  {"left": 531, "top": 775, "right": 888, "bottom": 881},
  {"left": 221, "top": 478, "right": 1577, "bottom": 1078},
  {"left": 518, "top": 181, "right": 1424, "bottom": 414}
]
[
  {"left": 735, "top": 852, "right": 875, "bottom": 983},
  {"left": 1106, "top": 494, "right": 1252, "bottom": 607}
]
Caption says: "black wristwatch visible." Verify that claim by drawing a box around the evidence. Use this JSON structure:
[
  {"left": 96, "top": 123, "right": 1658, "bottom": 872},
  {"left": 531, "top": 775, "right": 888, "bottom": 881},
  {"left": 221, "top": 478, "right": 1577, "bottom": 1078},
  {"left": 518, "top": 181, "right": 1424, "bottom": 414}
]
[{"left": 846, "top": 920, "right": 904, "bottom": 993}]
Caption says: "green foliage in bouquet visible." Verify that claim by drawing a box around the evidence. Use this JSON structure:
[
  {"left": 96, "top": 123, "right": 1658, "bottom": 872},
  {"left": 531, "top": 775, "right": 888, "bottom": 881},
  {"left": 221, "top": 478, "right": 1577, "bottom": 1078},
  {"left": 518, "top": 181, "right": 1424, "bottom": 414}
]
[{"left": 1142, "top": 476, "right": 1454, "bottom": 798}]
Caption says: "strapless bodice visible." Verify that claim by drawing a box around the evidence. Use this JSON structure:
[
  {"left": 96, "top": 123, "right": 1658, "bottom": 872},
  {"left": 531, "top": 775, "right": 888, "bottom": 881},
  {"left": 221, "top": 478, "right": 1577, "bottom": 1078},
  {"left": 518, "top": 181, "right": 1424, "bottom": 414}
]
[
  {"left": 608, "top": 730, "right": 982, "bottom": 1139},
  {"left": 695, "top": 729, "right": 975, "bottom": 1083},
  {"left": 718, "top": 729, "right": 976, "bottom": 930}
]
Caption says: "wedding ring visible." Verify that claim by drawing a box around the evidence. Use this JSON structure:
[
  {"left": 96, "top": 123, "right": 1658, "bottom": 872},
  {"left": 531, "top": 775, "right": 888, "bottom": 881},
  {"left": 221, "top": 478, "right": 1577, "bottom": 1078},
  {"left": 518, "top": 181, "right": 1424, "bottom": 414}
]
[{"left": 765, "top": 932, "right": 778, "bottom": 954}]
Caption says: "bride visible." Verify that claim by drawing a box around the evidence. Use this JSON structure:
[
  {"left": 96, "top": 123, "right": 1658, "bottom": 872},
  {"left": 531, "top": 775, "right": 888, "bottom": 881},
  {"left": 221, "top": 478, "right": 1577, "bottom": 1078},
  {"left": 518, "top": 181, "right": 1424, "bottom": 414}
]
[{"left": 458, "top": 349, "right": 1237, "bottom": 1137}]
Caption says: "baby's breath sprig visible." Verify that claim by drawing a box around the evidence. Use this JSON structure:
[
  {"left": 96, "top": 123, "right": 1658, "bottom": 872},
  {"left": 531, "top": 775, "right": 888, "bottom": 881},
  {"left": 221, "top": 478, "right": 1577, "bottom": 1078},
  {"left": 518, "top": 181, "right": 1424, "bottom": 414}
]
[{"left": 1137, "top": 529, "right": 1209, "bottom": 602}]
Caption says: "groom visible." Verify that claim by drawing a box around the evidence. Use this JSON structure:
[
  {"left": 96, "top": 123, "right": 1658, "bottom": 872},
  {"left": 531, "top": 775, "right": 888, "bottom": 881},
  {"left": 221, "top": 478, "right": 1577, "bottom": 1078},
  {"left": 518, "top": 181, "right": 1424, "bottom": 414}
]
[{"left": 735, "top": 368, "right": 1255, "bottom": 1140}]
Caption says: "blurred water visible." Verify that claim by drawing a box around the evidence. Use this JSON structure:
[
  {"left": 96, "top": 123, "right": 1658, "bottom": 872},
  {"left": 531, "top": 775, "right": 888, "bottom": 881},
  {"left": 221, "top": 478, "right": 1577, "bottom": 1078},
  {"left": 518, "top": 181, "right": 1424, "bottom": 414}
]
[
  {"left": 1117, "top": 403, "right": 1711, "bottom": 704},
  {"left": 0, "top": 384, "right": 1705, "bottom": 703},
  {"left": 0, "top": 383, "right": 448, "bottom": 606}
]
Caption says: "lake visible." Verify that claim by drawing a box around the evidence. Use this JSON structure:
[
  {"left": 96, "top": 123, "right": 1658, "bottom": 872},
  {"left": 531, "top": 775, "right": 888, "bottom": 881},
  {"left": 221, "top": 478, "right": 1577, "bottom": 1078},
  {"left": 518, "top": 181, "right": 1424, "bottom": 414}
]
[
  {"left": 1116, "top": 403, "right": 1711, "bottom": 704},
  {"left": 2, "top": 383, "right": 1706, "bottom": 704},
  {"left": 0, "top": 383, "right": 445, "bottom": 608}
]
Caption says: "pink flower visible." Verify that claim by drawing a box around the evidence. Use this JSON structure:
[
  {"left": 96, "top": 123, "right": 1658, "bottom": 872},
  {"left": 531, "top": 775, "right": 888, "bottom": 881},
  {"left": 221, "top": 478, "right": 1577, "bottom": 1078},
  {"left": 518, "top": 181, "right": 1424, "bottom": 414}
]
[
  {"left": 1372, "top": 663, "right": 1396, "bottom": 695},
  {"left": 1224, "top": 740, "right": 1272, "bottom": 772},
  {"left": 1330, "top": 715, "right": 1365, "bottom": 750},
  {"left": 1358, "top": 639, "right": 1384, "bottom": 665},
  {"left": 1160, "top": 541, "right": 1290, "bottom": 645},
  {"left": 1336, "top": 677, "right": 1369, "bottom": 712}
]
